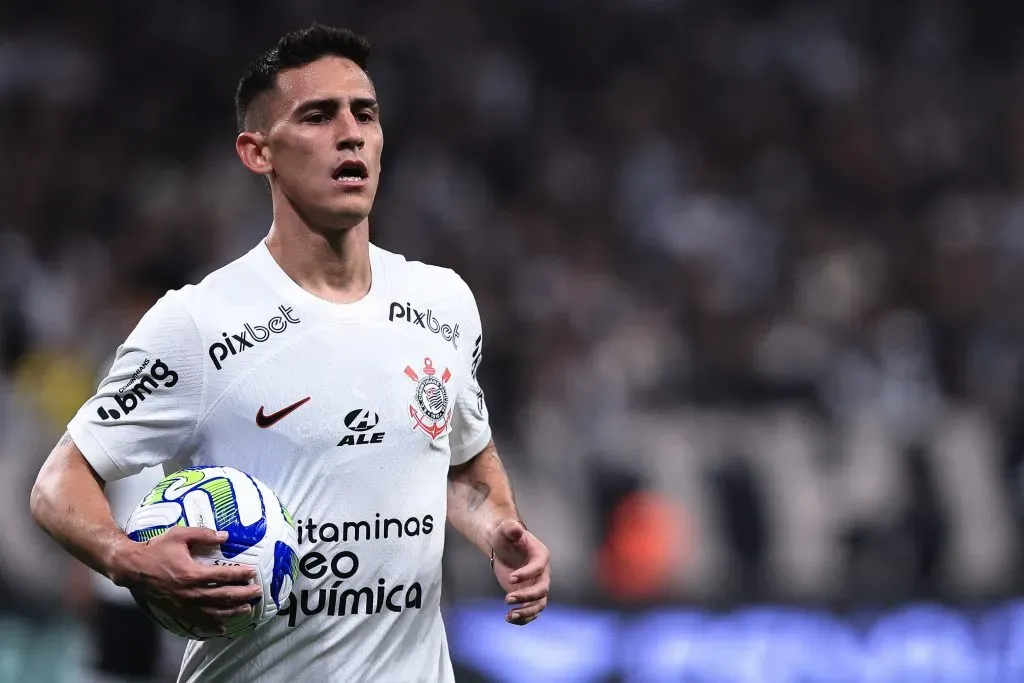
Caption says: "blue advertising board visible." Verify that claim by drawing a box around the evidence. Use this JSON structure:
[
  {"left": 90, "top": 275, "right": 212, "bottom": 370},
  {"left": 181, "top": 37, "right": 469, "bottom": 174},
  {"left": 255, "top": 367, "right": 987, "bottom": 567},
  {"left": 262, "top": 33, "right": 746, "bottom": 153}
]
[{"left": 448, "top": 600, "right": 1024, "bottom": 682}]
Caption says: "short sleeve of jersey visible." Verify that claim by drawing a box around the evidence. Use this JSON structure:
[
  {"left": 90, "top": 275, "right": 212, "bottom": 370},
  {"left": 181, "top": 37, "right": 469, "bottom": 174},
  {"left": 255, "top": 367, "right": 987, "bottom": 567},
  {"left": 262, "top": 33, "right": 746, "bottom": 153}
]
[
  {"left": 68, "top": 292, "right": 204, "bottom": 482},
  {"left": 449, "top": 278, "right": 492, "bottom": 466}
]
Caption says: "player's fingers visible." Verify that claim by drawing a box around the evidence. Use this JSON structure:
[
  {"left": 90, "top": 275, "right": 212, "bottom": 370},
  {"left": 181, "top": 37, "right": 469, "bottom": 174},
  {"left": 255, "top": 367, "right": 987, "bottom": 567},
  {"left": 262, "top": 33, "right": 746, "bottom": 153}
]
[
  {"left": 509, "top": 558, "right": 547, "bottom": 584},
  {"left": 510, "top": 597, "right": 547, "bottom": 615},
  {"left": 201, "top": 604, "right": 254, "bottom": 621},
  {"left": 187, "top": 606, "right": 252, "bottom": 633},
  {"left": 505, "top": 582, "right": 548, "bottom": 605},
  {"left": 195, "top": 564, "right": 258, "bottom": 587},
  {"left": 506, "top": 598, "right": 547, "bottom": 625},
  {"left": 169, "top": 526, "right": 229, "bottom": 550},
  {"left": 190, "top": 583, "right": 262, "bottom": 608}
]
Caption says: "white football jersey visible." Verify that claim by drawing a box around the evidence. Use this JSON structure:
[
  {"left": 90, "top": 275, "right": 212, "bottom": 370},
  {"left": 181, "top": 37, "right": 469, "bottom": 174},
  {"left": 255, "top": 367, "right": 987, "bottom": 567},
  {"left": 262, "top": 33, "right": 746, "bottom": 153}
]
[{"left": 68, "top": 239, "right": 492, "bottom": 683}]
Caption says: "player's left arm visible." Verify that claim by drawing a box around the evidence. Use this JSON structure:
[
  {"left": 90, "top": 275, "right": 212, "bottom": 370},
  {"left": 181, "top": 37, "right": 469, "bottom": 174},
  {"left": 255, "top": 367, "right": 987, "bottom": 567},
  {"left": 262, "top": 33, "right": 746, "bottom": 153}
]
[
  {"left": 445, "top": 275, "right": 550, "bottom": 625},
  {"left": 448, "top": 440, "right": 550, "bottom": 625}
]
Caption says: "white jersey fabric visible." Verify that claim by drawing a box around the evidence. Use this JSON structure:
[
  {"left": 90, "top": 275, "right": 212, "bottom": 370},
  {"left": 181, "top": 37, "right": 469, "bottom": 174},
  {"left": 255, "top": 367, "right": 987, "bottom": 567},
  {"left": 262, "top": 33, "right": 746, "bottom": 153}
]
[{"left": 68, "top": 239, "right": 492, "bottom": 683}]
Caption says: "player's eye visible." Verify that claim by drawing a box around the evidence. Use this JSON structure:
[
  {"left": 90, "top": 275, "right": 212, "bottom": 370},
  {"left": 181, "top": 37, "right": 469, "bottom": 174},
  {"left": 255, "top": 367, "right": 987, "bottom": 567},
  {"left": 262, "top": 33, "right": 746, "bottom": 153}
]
[
  {"left": 304, "top": 112, "right": 330, "bottom": 124},
  {"left": 355, "top": 110, "right": 376, "bottom": 123}
]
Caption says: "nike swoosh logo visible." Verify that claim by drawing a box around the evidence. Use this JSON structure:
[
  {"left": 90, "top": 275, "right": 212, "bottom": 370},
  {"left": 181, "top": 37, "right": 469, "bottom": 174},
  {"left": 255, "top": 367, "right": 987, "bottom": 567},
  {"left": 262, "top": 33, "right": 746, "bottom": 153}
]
[{"left": 256, "top": 397, "right": 311, "bottom": 428}]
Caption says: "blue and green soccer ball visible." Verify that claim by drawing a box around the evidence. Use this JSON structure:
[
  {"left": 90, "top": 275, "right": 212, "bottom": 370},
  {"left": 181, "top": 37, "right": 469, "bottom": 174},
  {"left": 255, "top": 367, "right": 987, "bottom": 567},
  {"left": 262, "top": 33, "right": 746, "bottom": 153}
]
[{"left": 123, "top": 466, "right": 299, "bottom": 640}]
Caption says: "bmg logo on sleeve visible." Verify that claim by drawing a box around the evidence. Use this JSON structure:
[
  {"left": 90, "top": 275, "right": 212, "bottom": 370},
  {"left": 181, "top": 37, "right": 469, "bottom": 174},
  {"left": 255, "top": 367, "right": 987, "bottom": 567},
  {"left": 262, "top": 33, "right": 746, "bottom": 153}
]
[
  {"left": 388, "top": 302, "right": 460, "bottom": 348},
  {"left": 209, "top": 305, "right": 301, "bottom": 370},
  {"left": 96, "top": 358, "right": 178, "bottom": 421}
]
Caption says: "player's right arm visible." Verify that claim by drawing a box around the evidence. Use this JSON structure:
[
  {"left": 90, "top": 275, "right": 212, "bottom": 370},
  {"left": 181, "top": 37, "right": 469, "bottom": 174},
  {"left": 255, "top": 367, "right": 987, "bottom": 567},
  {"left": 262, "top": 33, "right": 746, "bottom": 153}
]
[
  {"left": 29, "top": 292, "right": 259, "bottom": 632},
  {"left": 30, "top": 433, "right": 259, "bottom": 631},
  {"left": 31, "top": 430, "right": 140, "bottom": 581}
]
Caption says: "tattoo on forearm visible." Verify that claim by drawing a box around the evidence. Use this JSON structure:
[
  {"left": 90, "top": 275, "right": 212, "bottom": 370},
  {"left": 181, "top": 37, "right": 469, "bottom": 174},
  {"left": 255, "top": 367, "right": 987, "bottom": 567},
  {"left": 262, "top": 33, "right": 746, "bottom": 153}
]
[
  {"left": 449, "top": 442, "right": 518, "bottom": 517},
  {"left": 467, "top": 482, "right": 491, "bottom": 511}
]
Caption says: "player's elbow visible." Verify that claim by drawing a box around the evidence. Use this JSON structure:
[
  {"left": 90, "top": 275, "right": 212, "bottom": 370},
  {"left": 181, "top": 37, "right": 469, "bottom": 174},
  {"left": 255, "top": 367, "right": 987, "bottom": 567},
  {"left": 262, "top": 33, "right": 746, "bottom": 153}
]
[
  {"left": 29, "top": 454, "right": 60, "bottom": 530},
  {"left": 30, "top": 436, "right": 101, "bottom": 530},
  {"left": 29, "top": 472, "right": 50, "bottom": 531}
]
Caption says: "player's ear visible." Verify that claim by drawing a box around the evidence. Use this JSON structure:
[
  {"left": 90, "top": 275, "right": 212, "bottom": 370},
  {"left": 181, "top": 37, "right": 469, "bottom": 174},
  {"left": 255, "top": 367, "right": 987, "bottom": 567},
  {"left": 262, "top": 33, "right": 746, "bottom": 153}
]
[{"left": 236, "top": 130, "right": 273, "bottom": 177}]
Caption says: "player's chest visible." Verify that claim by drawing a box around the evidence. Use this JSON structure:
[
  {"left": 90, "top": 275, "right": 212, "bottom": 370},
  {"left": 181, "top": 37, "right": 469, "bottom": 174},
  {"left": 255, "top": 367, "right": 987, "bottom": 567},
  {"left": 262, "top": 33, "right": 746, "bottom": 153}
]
[{"left": 199, "top": 322, "right": 466, "bottom": 464}]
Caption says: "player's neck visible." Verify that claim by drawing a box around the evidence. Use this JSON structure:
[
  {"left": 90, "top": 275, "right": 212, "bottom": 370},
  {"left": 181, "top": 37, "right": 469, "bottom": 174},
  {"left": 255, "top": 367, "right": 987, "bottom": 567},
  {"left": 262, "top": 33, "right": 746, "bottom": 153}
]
[{"left": 264, "top": 217, "right": 373, "bottom": 305}]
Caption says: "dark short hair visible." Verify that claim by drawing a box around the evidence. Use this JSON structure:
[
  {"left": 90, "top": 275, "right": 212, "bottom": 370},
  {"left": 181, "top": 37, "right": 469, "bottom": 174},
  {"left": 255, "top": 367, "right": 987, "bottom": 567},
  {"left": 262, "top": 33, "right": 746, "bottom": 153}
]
[{"left": 235, "top": 24, "right": 371, "bottom": 132}]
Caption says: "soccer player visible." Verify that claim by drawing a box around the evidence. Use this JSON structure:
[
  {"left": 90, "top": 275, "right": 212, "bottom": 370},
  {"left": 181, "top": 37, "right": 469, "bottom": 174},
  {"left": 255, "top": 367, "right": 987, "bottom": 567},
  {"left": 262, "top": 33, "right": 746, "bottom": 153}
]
[{"left": 30, "top": 24, "right": 551, "bottom": 683}]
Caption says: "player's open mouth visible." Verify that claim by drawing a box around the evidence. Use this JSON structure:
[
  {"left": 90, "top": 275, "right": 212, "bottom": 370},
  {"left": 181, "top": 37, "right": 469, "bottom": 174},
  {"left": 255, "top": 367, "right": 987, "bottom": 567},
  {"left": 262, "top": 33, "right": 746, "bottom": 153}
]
[{"left": 332, "top": 160, "right": 369, "bottom": 187}]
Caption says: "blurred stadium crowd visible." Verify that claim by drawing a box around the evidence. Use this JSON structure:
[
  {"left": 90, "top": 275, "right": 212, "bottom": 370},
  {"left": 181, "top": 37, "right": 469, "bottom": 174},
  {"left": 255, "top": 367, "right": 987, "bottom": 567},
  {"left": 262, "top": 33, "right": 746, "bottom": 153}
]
[{"left": 5, "top": 0, "right": 1024, "bottom": 680}]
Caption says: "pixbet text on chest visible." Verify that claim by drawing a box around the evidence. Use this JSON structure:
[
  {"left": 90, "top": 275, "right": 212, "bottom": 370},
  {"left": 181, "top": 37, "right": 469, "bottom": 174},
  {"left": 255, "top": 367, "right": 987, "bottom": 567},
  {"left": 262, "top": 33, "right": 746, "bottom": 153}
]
[
  {"left": 208, "top": 305, "right": 301, "bottom": 370},
  {"left": 388, "top": 301, "right": 460, "bottom": 348}
]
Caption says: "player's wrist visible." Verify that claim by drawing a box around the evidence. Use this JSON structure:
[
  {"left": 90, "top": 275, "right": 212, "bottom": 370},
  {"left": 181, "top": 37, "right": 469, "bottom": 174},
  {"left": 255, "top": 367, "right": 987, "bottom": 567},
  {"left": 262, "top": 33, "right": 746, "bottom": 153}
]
[
  {"left": 492, "top": 517, "right": 527, "bottom": 532},
  {"left": 488, "top": 517, "right": 527, "bottom": 569},
  {"left": 479, "top": 510, "right": 519, "bottom": 538},
  {"left": 104, "top": 534, "right": 144, "bottom": 587}
]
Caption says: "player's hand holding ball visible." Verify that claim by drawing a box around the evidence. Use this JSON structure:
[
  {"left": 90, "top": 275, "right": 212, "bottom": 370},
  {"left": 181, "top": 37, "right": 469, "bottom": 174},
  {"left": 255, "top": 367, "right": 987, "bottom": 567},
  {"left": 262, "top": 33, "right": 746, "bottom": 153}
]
[
  {"left": 488, "top": 519, "right": 550, "bottom": 626},
  {"left": 118, "top": 466, "right": 300, "bottom": 640},
  {"left": 116, "top": 526, "right": 262, "bottom": 635}
]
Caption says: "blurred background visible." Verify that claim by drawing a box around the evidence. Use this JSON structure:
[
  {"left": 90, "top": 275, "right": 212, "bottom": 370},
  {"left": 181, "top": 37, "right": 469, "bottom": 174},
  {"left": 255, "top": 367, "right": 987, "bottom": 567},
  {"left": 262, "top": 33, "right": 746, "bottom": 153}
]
[{"left": 4, "top": 0, "right": 1024, "bottom": 680}]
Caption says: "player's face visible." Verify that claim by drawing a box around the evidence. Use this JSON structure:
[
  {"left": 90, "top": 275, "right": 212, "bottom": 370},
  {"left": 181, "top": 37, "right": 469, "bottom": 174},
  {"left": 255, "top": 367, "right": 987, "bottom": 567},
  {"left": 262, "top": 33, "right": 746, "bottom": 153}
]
[{"left": 263, "top": 56, "right": 382, "bottom": 229}]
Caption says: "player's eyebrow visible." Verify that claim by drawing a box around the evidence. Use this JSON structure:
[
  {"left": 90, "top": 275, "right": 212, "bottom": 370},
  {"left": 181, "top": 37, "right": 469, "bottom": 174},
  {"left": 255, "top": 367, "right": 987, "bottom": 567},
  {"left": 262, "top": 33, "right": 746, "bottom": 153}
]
[
  {"left": 293, "top": 98, "right": 341, "bottom": 118},
  {"left": 350, "top": 97, "right": 379, "bottom": 113},
  {"left": 293, "top": 97, "right": 379, "bottom": 118}
]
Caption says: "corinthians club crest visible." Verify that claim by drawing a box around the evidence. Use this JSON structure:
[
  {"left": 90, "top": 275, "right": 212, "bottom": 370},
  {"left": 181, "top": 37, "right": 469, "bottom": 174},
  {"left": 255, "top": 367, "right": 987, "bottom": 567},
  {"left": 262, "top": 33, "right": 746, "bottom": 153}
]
[{"left": 404, "top": 357, "right": 453, "bottom": 440}]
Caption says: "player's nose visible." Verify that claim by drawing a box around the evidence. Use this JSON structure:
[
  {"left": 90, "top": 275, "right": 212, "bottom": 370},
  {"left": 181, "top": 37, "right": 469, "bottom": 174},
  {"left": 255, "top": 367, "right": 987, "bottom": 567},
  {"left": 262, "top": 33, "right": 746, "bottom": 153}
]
[{"left": 335, "top": 112, "right": 364, "bottom": 151}]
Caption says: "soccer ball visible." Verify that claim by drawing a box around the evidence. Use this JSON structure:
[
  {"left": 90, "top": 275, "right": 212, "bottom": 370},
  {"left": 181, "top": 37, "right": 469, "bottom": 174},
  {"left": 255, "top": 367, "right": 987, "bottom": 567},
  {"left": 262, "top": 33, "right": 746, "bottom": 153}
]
[{"left": 123, "top": 466, "right": 299, "bottom": 640}]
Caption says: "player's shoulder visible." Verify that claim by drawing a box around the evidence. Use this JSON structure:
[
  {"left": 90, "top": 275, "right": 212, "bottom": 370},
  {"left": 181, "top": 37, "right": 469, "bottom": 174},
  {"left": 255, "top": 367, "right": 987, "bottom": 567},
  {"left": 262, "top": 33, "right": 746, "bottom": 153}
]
[
  {"left": 134, "top": 245, "right": 297, "bottom": 346},
  {"left": 162, "top": 245, "right": 294, "bottom": 328},
  {"left": 373, "top": 243, "right": 474, "bottom": 306},
  {"left": 175, "top": 247, "right": 273, "bottom": 310}
]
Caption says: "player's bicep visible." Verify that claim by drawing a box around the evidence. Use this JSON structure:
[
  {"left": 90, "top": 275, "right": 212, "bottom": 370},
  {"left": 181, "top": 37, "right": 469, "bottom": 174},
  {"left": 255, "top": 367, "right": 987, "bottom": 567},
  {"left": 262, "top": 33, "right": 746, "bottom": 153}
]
[
  {"left": 30, "top": 431, "right": 111, "bottom": 532},
  {"left": 38, "top": 431, "right": 106, "bottom": 491}
]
